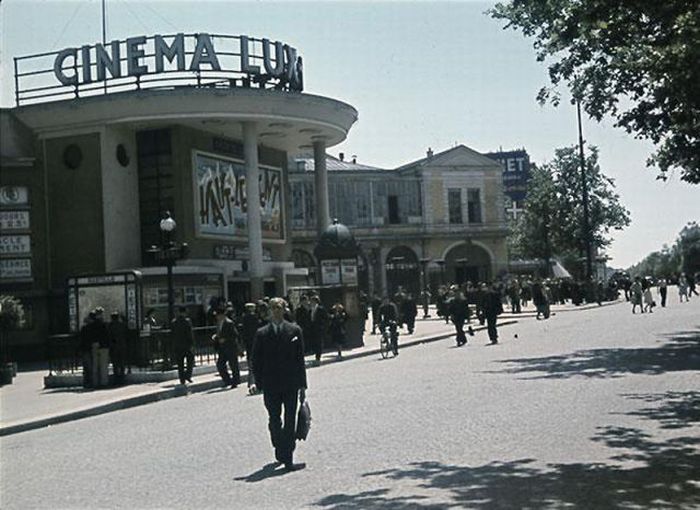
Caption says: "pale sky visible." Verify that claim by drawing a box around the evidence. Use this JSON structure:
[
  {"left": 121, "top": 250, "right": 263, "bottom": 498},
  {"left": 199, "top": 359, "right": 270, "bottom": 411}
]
[{"left": 1, "top": 0, "right": 698, "bottom": 268}]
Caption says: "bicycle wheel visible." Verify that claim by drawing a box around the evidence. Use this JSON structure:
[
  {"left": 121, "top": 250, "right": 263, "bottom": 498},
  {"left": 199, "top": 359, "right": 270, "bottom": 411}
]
[{"left": 380, "top": 336, "right": 390, "bottom": 359}]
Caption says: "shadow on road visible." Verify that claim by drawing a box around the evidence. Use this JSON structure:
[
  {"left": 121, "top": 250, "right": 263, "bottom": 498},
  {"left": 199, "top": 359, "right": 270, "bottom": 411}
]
[
  {"left": 618, "top": 391, "right": 700, "bottom": 430},
  {"left": 488, "top": 330, "right": 700, "bottom": 380},
  {"left": 311, "top": 427, "right": 700, "bottom": 509},
  {"left": 234, "top": 462, "right": 288, "bottom": 482}
]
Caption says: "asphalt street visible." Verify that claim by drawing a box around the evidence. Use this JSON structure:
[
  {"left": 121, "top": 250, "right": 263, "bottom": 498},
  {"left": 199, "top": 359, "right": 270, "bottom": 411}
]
[{"left": 1, "top": 296, "right": 698, "bottom": 509}]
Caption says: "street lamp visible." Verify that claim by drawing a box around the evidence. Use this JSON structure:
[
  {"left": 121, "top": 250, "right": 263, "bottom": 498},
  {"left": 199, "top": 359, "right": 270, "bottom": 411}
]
[{"left": 148, "top": 211, "right": 188, "bottom": 324}]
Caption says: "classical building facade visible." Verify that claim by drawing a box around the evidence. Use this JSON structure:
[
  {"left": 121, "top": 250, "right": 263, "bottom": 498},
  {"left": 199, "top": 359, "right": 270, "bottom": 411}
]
[{"left": 289, "top": 146, "right": 510, "bottom": 297}]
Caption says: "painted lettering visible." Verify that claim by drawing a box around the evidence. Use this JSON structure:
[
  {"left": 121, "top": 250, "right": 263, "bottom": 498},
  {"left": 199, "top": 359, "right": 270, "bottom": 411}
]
[
  {"left": 190, "top": 33, "right": 221, "bottom": 71},
  {"left": 262, "top": 39, "right": 284, "bottom": 77},
  {"left": 96, "top": 41, "right": 121, "bottom": 81},
  {"left": 54, "top": 48, "right": 78, "bottom": 86},
  {"left": 154, "top": 33, "right": 185, "bottom": 73},
  {"left": 126, "top": 36, "right": 148, "bottom": 76}
]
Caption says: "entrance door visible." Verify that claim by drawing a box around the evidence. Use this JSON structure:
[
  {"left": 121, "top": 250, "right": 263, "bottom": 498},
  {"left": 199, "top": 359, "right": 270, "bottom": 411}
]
[{"left": 455, "top": 266, "right": 479, "bottom": 285}]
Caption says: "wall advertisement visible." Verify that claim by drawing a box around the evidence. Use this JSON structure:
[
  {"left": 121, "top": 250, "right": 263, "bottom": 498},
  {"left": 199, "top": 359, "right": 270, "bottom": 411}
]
[{"left": 193, "top": 151, "right": 283, "bottom": 241}]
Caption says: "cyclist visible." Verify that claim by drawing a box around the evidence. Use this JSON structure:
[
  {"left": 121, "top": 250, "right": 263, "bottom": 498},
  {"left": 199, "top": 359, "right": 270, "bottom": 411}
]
[{"left": 378, "top": 296, "right": 400, "bottom": 356}]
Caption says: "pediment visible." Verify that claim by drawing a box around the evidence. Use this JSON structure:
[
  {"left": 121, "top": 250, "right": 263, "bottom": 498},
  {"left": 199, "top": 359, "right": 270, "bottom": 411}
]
[{"left": 424, "top": 145, "right": 500, "bottom": 169}]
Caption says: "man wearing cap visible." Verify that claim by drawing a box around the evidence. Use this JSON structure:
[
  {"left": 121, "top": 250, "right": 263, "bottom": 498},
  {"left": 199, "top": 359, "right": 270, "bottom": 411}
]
[
  {"left": 253, "top": 297, "right": 307, "bottom": 471},
  {"left": 213, "top": 307, "right": 242, "bottom": 388},
  {"left": 171, "top": 306, "right": 195, "bottom": 385}
]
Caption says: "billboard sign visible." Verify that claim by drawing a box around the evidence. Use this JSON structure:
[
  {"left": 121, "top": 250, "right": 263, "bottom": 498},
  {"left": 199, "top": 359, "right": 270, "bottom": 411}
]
[{"left": 193, "top": 151, "right": 283, "bottom": 241}]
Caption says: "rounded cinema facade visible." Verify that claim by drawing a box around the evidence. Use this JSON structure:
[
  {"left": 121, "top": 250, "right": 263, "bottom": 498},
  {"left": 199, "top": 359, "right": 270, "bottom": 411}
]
[{"left": 1, "top": 33, "right": 357, "bottom": 359}]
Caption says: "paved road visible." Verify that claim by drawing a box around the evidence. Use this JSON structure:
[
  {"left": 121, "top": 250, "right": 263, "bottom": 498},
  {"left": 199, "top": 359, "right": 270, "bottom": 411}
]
[{"left": 2, "top": 297, "right": 698, "bottom": 509}]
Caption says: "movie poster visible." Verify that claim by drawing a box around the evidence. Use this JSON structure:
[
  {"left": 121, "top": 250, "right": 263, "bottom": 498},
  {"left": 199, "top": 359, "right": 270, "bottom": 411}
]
[{"left": 193, "top": 151, "right": 283, "bottom": 240}]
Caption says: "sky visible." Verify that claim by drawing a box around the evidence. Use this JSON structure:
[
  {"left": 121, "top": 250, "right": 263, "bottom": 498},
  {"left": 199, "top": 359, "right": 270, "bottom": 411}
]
[{"left": 1, "top": 0, "right": 698, "bottom": 269}]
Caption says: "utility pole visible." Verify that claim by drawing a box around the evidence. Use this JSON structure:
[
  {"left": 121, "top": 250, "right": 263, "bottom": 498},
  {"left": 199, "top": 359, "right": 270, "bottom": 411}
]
[
  {"left": 577, "top": 100, "right": 593, "bottom": 280},
  {"left": 102, "top": 0, "right": 107, "bottom": 94}
]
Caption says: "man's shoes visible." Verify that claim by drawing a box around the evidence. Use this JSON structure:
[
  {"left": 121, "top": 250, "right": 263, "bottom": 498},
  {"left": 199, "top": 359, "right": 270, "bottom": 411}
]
[
  {"left": 284, "top": 462, "right": 299, "bottom": 472},
  {"left": 186, "top": 377, "right": 193, "bottom": 383},
  {"left": 230, "top": 382, "right": 239, "bottom": 389},
  {"left": 468, "top": 326, "right": 474, "bottom": 336}
]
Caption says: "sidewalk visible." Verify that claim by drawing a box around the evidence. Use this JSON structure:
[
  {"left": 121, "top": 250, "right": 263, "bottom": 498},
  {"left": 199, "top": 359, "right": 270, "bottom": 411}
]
[{"left": 0, "top": 299, "right": 622, "bottom": 437}]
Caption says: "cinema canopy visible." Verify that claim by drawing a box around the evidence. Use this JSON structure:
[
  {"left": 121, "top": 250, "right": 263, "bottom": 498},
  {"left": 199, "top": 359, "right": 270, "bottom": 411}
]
[{"left": 2, "top": 33, "right": 357, "bottom": 351}]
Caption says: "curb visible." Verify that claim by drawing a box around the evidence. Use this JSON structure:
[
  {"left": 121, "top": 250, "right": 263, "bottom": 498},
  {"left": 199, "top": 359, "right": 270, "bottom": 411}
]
[{"left": 0, "top": 320, "right": 517, "bottom": 437}]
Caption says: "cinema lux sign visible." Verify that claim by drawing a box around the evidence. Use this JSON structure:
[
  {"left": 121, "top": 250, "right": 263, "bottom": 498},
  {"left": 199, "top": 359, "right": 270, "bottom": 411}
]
[{"left": 53, "top": 33, "right": 303, "bottom": 90}]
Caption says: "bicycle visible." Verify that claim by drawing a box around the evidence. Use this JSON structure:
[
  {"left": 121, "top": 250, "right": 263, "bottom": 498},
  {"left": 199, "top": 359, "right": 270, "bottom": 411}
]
[{"left": 379, "top": 320, "right": 399, "bottom": 359}]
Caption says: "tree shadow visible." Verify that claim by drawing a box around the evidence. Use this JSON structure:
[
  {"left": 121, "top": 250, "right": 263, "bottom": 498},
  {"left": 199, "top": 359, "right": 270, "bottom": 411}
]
[
  {"left": 618, "top": 391, "right": 700, "bottom": 430},
  {"left": 487, "top": 330, "right": 700, "bottom": 380},
  {"left": 312, "top": 426, "right": 700, "bottom": 509}
]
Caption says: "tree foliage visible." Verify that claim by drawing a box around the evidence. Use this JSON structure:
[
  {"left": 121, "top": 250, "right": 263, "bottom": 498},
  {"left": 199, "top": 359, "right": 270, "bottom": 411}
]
[
  {"left": 490, "top": 1, "right": 700, "bottom": 183},
  {"left": 628, "top": 222, "right": 700, "bottom": 276},
  {"left": 511, "top": 145, "right": 631, "bottom": 271}
]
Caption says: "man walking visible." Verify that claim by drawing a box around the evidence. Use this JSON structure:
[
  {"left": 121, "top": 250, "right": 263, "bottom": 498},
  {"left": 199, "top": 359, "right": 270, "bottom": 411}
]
[
  {"left": 253, "top": 298, "right": 307, "bottom": 472},
  {"left": 213, "top": 307, "right": 241, "bottom": 388},
  {"left": 308, "top": 295, "right": 327, "bottom": 365},
  {"left": 658, "top": 278, "right": 668, "bottom": 307},
  {"left": 401, "top": 293, "right": 418, "bottom": 335},
  {"left": 449, "top": 290, "right": 471, "bottom": 346},
  {"left": 171, "top": 306, "right": 195, "bottom": 385},
  {"left": 482, "top": 283, "right": 503, "bottom": 345}
]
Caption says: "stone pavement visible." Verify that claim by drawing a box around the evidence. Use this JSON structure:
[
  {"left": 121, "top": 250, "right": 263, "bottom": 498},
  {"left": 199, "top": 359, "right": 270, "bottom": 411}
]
[{"left": 0, "top": 300, "right": 619, "bottom": 436}]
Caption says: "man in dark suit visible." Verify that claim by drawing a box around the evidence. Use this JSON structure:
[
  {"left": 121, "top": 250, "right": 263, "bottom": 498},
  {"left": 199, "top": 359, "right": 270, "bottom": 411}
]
[
  {"left": 213, "top": 307, "right": 241, "bottom": 388},
  {"left": 482, "top": 283, "right": 504, "bottom": 345},
  {"left": 253, "top": 297, "right": 307, "bottom": 472},
  {"left": 449, "top": 291, "right": 471, "bottom": 346},
  {"left": 307, "top": 295, "right": 327, "bottom": 365},
  {"left": 171, "top": 306, "right": 195, "bottom": 385}
]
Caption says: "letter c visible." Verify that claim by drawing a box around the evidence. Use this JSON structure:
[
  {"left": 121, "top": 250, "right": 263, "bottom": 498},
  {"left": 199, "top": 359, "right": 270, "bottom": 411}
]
[{"left": 54, "top": 48, "right": 78, "bottom": 86}]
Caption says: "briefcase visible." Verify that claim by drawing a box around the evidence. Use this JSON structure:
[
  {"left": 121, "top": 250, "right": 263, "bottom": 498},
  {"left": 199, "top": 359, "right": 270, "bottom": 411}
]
[{"left": 295, "top": 400, "right": 311, "bottom": 440}]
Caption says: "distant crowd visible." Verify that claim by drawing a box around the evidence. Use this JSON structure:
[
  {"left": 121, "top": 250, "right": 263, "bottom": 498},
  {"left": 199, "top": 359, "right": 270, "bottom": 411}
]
[{"left": 75, "top": 270, "right": 698, "bottom": 390}]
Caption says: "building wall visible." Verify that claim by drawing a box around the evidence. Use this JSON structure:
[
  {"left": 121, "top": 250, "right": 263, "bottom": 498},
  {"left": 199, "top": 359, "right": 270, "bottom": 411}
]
[
  {"left": 44, "top": 133, "right": 105, "bottom": 288},
  {"left": 101, "top": 126, "right": 141, "bottom": 271}
]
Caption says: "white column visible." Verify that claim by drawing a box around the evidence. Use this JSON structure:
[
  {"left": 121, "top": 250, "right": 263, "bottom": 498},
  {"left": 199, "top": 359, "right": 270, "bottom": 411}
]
[
  {"left": 243, "top": 121, "right": 264, "bottom": 300},
  {"left": 313, "top": 139, "right": 330, "bottom": 235}
]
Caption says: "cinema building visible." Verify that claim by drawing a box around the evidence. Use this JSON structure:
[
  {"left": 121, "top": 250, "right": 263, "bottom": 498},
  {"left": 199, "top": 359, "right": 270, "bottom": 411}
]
[
  {"left": 289, "top": 146, "right": 510, "bottom": 298},
  {"left": 0, "top": 33, "right": 357, "bottom": 359}
]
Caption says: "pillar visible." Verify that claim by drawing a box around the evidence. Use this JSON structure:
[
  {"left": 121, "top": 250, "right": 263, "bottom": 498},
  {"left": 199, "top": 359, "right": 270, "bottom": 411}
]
[
  {"left": 243, "top": 121, "right": 264, "bottom": 300},
  {"left": 313, "top": 139, "right": 330, "bottom": 235}
]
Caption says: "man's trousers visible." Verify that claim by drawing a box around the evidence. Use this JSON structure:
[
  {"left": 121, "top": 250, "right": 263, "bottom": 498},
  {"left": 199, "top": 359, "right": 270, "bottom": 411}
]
[{"left": 263, "top": 389, "right": 299, "bottom": 464}]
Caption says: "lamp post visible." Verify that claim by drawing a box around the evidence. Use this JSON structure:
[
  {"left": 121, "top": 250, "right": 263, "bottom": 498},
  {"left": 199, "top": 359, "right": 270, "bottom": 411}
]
[
  {"left": 148, "top": 211, "right": 188, "bottom": 324},
  {"left": 577, "top": 100, "right": 593, "bottom": 280}
]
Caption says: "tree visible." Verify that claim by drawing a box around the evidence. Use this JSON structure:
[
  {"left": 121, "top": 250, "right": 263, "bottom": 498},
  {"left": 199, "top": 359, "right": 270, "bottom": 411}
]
[
  {"left": 490, "top": 1, "right": 700, "bottom": 183},
  {"left": 628, "top": 222, "right": 700, "bottom": 276},
  {"left": 510, "top": 163, "right": 557, "bottom": 262},
  {"left": 511, "top": 145, "right": 631, "bottom": 277}
]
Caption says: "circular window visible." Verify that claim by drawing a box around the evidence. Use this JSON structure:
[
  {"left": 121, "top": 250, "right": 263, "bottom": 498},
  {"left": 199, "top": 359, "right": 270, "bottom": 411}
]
[
  {"left": 116, "top": 144, "right": 130, "bottom": 167},
  {"left": 63, "top": 144, "right": 83, "bottom": 169}
]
